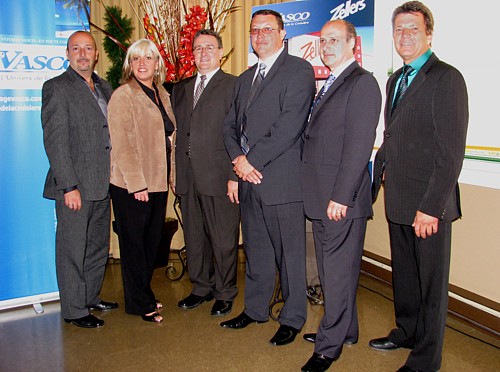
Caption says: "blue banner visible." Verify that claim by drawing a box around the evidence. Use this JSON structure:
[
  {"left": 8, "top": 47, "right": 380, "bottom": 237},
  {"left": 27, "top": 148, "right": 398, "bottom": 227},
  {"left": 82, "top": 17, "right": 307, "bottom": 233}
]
[{"left": 0, "top": 0, "right": 89, "bottom": 308}]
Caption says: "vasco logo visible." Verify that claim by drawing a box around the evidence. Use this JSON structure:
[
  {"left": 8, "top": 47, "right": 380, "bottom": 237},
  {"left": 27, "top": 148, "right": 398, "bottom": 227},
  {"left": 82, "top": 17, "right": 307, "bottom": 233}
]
[
  {"left": 281, "top": 12, "right": 311, "bottom": 23},
  {"left": 0, "top": 50, "right": 68, "bottom": 71},
  {"left": 330, "top": 0, "right": 367, "bottom": 20}
]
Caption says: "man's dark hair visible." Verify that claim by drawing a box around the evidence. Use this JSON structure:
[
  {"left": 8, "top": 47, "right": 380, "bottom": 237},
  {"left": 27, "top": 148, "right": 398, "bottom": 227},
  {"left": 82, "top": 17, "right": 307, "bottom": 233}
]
[
  {"left": 192, "top": 29, "right": 223, "bottom": 49},
  {"left": 251, "top": 9, "right": 284, "bottom": 30},
  {"left": 392, "top": 1, "right": 434, "bottom": 34}
]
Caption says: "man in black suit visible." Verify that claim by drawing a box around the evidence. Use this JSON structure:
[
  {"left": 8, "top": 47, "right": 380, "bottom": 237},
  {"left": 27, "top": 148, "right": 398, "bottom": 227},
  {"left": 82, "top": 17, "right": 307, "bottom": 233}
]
[
  {"left": 300, "top": 20, "right": 381, "bottom": 372},
  {"left": 370, "top": 2, "right": 468, "bottom": 371},
  {"left": 42, "top": 31, "right": 118, "bottom": 328},
  {"left": 221, "top": 9, "right": 315, "bottom": 346},
  {"left": 172, "top": 29, "right": 240, "bottom": 316}
]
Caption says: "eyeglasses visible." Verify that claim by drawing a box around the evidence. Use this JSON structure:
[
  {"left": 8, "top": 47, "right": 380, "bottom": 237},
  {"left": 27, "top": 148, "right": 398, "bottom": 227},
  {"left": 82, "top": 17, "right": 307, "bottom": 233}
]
[
  {"left": 193, "top": 45, "right": 219, "bottom": 54},
  {"left": 249, "top": 27, "right": 279, "bottom": 35}
]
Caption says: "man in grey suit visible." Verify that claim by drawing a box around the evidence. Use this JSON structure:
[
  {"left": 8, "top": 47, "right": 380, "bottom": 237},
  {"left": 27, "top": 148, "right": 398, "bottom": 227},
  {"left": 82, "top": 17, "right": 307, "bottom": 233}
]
[
  {"left": 172, "top": 29, "right": 240, "bottom": 317},
  {"left": 370, "top": 2, "right": 468, "bottom": 371},
  {"left": 222, "top": 9, "right": 315, "bottom": 346},
  {"left": 300, "top": 20, "right": 381, "bottom": 372},
  {"left": 42, "top": 31, "right": 117, "bottom": 328}
]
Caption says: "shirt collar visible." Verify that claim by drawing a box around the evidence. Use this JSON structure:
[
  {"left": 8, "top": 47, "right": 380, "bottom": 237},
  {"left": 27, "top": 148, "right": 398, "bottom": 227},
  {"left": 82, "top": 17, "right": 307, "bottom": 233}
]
[
  {"left": 406, "top": 48, "right": 432, "bottom": 73},
  {"left": 330, "top": 57, "right": 356, "bottom": 79},
  {"left": 197, "top": 67, "right": 220, "bottom": 85},
  {"left": 258, "top": 45, "right": 284, "bottom": 73}
]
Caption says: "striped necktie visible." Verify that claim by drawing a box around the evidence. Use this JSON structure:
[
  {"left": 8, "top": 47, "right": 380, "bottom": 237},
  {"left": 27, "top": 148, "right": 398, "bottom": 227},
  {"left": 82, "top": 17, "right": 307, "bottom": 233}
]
[
  {"left": 241, "top": 63, "right": 266, "bottom": 154},
  {"left": 193, "top": 74, "right": 206, "bottom": 109},
  {"left": 392, "top": 65, "right": 414, "bottom": 113}
]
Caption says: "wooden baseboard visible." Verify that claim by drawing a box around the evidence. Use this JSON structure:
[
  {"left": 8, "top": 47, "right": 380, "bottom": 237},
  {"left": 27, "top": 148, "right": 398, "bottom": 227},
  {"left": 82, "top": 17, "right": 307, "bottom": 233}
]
[{"left": 361, "top": 256, "right": 500, "bottom": 340}]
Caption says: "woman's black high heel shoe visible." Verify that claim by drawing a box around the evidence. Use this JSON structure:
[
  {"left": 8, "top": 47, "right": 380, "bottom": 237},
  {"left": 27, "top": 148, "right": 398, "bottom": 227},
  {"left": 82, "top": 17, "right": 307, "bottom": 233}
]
[{"left": 141, "top": 311, "right": 163, "bottom": 323}]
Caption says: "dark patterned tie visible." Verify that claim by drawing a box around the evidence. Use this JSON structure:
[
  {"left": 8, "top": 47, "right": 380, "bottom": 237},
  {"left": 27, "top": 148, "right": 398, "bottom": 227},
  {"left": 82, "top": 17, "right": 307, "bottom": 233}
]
[
  {"left": 313, "top": 73, "right": 336, "bottom": 107},
  {"left": 241, "top": 63, "right": 266, "bottom": 154},
  {"left": 392, "top": 65, "right": 414, "bottom": 113},
  {"left": 193, "top": 74, "right": 206, "bottom": 109}
]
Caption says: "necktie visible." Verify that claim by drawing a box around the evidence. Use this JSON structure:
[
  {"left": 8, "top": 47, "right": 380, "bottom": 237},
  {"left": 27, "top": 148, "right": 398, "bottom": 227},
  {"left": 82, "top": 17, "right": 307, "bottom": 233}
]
[
  {"left": 313, "top": 74, "right": 336, "bottom": 108},
  {"left": 392, "top": 65, "right": 414, "bottom": 112},
  {"left": 245, "top": 63, "right": 266, "bottom": 110},
  {"left": 241, "top": 63, "right": 266, "bottom": 154},
  {"left": 193, "top": 74, "right": 206, "bottom": 108}
]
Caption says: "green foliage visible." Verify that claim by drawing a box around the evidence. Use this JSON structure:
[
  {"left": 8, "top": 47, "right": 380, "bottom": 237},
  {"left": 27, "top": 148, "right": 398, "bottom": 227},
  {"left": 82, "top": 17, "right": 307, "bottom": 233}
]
[{"left": 103, "top": 6, "right": 133, "bottom": 89}]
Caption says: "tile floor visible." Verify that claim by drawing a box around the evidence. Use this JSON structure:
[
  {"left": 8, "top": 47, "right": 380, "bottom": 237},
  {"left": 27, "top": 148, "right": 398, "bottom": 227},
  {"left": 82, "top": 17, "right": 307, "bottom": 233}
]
[{"left": 0, "top": 256, "right": 498, "bottom": 371}]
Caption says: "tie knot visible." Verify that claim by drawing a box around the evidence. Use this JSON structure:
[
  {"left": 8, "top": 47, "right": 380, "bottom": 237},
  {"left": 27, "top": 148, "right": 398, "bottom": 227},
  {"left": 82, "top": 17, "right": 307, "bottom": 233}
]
[
  {"left": 258, "top": 63, "right": 266, "bottom": 76},
  {"left": 322, "top": 74, "right": 336, "bottom": 92},
  {"left": 403, "top": 65, "right": 414, "bottom": 76},
  {"left": 200, "top": 74, "right": 207, "bottom": 82}
]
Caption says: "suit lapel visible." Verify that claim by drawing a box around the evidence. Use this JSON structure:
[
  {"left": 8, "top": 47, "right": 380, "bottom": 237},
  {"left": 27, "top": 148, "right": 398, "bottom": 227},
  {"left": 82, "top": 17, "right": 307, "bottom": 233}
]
[
  {"left": 246, "top": 50, "right": 287, "bottom": 109},
  {"left": 195, "top": 70, "right": 223, "bottom": 109},
  {"left": 388, "top": 53, "right": 438, "bottom": 121},
  {"left": 311, "top": 61, "right": 359, "bottom": 120},
  {"left": 66, "top": 67, "right": 107, "bottom": 119},
  {"left": 184, "top": 77, "right": 196, "bottom": 110},
  {"left": 242, "top": 63, "right": 258, "bottom": 109}
]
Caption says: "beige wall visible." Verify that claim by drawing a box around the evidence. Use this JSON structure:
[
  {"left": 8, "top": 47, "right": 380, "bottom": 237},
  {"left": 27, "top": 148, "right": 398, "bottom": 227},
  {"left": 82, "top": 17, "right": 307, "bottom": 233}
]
[{"left": 366, "top": 183, "right": 500, "bottom": 305}]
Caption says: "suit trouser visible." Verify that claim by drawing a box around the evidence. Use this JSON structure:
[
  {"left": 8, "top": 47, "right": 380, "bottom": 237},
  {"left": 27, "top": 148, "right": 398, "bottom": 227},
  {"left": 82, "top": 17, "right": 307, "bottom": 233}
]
[
  {"left": 55, "top": 197, "right": 110, "bottom": 319},
  {"left": 312, "top": 217, "right": 366, "bottom": 359},
  {"left": 388, "top": 220, "right": 452, "bottom": 371},
  {"left": 180, "top": 165, "right": 240, "bottom": 300},
  {"left": 240, "top": 185, "right": 307, "bottom": 330},
  {"left": 110, "top": 185, "right": 167, "bottom": 315}
]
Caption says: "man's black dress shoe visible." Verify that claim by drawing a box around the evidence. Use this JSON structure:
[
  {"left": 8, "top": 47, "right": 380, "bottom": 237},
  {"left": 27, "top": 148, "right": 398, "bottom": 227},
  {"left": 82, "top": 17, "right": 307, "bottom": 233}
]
[
  {"left": 301, "top": 352, "right": 338, "bottom": 372},
  {"left": 369, "top": 336, "right": 400, "bottom": 350},
  {"left": 64, "top": 314, "right": 104, "bottom": 328},
  {"left": 303, "top": 333, "right": 316, "bottom": 343},
  {"left": 220, "top": 312, "right": 267, "bottom": 329},
  {"left": 302, "top": 333, "right": 358, "bottom": 345},
  {"left": 88, "top": 300, "right": 118, "bottom": 311},
  {"left": 397, "top": 365, "right": 421, "bottom": 372},
  {"left": 177, "top": 293, "right": 214, "bottom": 309},
  {"left": 270, "top": 324, "right": 299, "bottom": 346},
  {"left": 210, "top": 300, "right": 233, "bottom": 316}
]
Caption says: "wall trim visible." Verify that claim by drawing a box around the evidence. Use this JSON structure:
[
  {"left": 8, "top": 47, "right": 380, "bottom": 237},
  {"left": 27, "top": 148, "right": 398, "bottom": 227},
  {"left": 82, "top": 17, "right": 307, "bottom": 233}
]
[{"left": 361, "top": 253, "right": 500, "bottom": 339}]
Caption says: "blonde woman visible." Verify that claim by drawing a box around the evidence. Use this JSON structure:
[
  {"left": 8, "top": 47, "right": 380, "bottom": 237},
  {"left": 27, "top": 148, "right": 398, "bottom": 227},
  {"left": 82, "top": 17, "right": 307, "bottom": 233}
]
[{"left": 108, "top": 39, "right": 176, "bottom": 323}]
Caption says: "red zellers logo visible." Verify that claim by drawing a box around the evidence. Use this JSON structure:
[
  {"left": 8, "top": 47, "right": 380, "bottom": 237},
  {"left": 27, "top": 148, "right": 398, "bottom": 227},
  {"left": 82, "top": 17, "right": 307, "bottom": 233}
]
[{"left": 299, "top": 39, "right": 320, "bottom": 62}]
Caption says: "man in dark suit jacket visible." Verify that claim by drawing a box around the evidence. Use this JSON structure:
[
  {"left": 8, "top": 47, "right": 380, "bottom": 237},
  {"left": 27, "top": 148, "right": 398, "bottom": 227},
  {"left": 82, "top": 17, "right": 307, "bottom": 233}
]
[
  {"left": 300, "top": 20, "right": 381, "bottom": 372},
  {"left": 370, "top": 3, "right": 469, "bottom": 371},
  {"left": 42, "top": 31, "right": 117, "bottom": 329},
  {"left": 172, "top": 29, "right": 240, "bottom": 317},
  {"left": 221, "top": 9, "right": 315, "bottom": 346}
]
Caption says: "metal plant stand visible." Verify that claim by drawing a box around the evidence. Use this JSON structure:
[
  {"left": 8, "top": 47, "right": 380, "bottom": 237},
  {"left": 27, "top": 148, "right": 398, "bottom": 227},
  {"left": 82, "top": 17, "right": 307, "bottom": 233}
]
[{"left": 165, "top": 195, "right": 187, "bottom": 281}]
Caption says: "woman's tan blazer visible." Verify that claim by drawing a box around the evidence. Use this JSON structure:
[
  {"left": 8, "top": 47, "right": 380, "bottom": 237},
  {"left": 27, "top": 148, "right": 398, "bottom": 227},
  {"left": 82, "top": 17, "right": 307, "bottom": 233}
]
[{"left": 108, "top": 78, "right": 176, "bottom": 193}]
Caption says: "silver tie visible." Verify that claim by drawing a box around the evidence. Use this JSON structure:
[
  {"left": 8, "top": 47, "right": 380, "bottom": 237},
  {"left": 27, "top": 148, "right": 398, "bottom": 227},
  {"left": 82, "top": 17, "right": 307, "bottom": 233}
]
[{"left": 193, "top": 74, "right": 207, "bottom": 109}]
